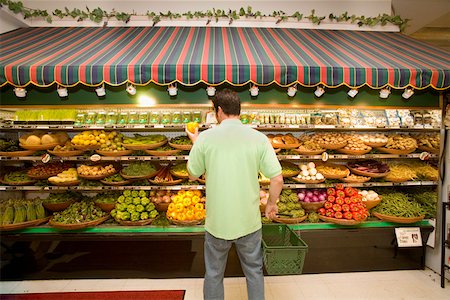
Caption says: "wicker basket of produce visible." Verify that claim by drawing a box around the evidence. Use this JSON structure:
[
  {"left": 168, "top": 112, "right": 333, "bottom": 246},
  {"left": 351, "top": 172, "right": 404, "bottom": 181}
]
[
  {"left": 372, "top": 212, "right": 425, "bottom": 224},
  {"left": 417, "top": 146, "right": 439, "bottom": 154},
  {"left": 170, "top": 218, "right": 204, "bottom": 226},
  {"left": 48, "top": 149, "right": 85, "bottom": 157},
  {"left": 49, "top": 215, "right": 110, "bottom": 230},
  {"left": 317, "top": 141, "right": 347, "bottom": 150},
  {"left": 116, "top": 218, "right": 154, "bottom": 226},
  {"left": 169, "top": 163, "right": 189, "bottom": 179},
  {"left": 1, "top": 171, "right": 35, "bottom": 186},
  {"left": 341, "top": 174, "right": 371, "bottom": 183},
  {"left": 0, "top": 150, "right": 36, "bottom": 157},
  {"left": 155, "top": 202, "right": 170, "bottom": 212},
  {"left": 271, "top": 142, "right": 301, "bottom": 150},
  {"left": 95, "top": 202, "right": 116, "bottom": 212},
  {"left": 347, "top": 160, "right": 390, "bottom": 178},
  {"left": 293, "top": 148, "right": 325, "bottom": 155},
  {"left": 168, "top": 142, "right": 192, "bottom": 151},
  {"left": 73, "top": 144, "right": 100, "bottom": 151},
  {"left": 100, "top": 173, "right": 132, "bottom": 186},
  {"left": 0, "top": 217, "right": 50, "bottom": 232},
  {"left": 376, "top": 147, "right": 416, "bottom": 155},
  {"left": 383, "top": 163, "right": 416, "bottom": 182},
  {"left": 281, "top": 162, "right": 300, "bottom": 178},
  {"left": 316, "top": 163, "right": 350, "bottom": 179},
  {"left": 49, "top": 180, "right": 80, "bottom": 186},
  {"left": 364, "top": 141, "right": 387, "bottom": 148},
  {"left": 364, "top": 199, "right": 382, "bottom": 210},
  {"left": 120, "top": 162, "right": 160, "bottom": 180},
  {"left": 318, "top": 215, "right": 365, "bottom": 226},
  {"left": 150, "top": 178, "right": 184, "bottom": 186},
  {"left": 20, "top": 143, "right": 59, "bottom": 151},
  {"left": 336, "top": 148, "right": 372, "bottom": 155},
  {"left": 120, "top": 169, "right": 159, "bottom": 180},
  {"left": 43, "top": 200, "right": 76, "bottom": 212},
  {"left": 273, "top": 215, "right": 307, "bottom": 224},
  {"left": 123, "top": 140, "right": 167, "bottom": 150},
  {"left": 95, "top": 149, "right": 133, "bottom": 157},
  {"left": 300, "top": 201, "right": 326, "bottom": 212},
  {"left": 145, "top": 148, "right": 182, "bottom": 156}
]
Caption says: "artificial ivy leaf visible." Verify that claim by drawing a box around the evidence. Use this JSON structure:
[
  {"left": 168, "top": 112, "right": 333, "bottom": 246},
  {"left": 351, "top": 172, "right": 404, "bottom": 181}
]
[
  {"left": 239, "top": 7, "right": 245, "bottom": 16},
  {"left": 46, "top": 16, "right": 52, "bottom": 23}
]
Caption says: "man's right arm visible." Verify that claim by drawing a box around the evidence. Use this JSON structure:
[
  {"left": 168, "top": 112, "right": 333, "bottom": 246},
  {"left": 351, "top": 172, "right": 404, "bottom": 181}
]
[{"left": 265, "top": 174, "right": 283, "bottom": 219}]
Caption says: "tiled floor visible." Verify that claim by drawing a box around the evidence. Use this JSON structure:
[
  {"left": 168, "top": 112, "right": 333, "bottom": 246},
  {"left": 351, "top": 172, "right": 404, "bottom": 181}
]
[{"left": 1, "top": 269, "right": 449, "bottom": 300}]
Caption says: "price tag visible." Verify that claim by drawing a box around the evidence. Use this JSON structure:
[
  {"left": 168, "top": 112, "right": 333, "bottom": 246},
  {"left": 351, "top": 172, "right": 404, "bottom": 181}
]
[
  {"left": 65, "top": 126, "right": 73, "bottom": 129},
  {"left": 154, "top": 124, "right": 164, "bottom": 129},
  {"left": 134, "top": 125, "right": 145, "bottom": 129},
  {"left": 321, "top": 152, "right": 329, "bottom": 162},
  {"left": 288, "top": 125, "right": 299, "bottom": 128},
  {"left": 36, "top": 126, "right": 49, "bottom": 129},
  {"left": 395, "top": 227, "right": 422, "bottom": 247},
  {"left": 167, "top": 157, "right": 176, "bottom": 161},
  {"left": 41, "top": 153, "right": 51, "bottom": 163},
  {"left": 419, "top": 152, "right": 430, "bottom": 161},
  {"left": 291, "top": 155, "right": 300, "bottom": 160},
  {"left": 90, "top": 154, "right": 101, "bottom": 162}
]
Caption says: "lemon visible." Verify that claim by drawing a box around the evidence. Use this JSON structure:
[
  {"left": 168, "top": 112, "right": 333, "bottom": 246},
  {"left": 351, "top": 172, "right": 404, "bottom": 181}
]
[
  {"left": 90, "top": 140, "right": 98, "bottom": 145},
  {"left": 83, "top": 140, "right": 90, "bottom": 146}
]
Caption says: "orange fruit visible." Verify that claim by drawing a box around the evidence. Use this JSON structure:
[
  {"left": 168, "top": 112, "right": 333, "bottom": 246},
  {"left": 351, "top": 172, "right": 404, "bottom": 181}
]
[{"left": 187, "top": 122, "right": 199, "bottom": 134}]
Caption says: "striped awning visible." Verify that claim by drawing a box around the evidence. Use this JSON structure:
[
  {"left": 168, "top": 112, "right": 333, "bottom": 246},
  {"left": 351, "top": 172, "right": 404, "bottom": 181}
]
[{"left": 1, "top": 27, "right": 449, "bottom": 90}]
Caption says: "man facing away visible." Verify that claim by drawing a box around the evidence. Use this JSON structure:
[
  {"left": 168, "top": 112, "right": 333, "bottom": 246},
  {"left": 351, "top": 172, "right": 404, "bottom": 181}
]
[{"left": 185, "top": 89, "right": 283, "bottom": 300}]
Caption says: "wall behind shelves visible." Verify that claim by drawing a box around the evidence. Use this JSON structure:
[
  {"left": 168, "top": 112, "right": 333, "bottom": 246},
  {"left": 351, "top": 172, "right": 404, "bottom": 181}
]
[{"left": 0, "top": 84, "right": 441, "bottom": 108}]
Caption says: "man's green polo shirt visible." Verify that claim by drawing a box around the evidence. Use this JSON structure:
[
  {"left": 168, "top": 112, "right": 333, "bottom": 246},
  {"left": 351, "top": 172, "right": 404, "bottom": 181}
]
[{"left": 187, "top": 119, "right": 281, "bottom": 240}]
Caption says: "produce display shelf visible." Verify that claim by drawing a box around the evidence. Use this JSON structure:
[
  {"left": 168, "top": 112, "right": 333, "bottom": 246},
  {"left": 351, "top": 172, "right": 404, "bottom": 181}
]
[
  {"left": 1, "top": 124, "right": 441, "bottom": 132},
  {"left": 0, "top": 220, "right": 432, "bottom": 235},
  {"left": 0, "top": 185, "right": 206, "bottom": 191},
  {"left": 0, "top": 153, "right": 438, "bottom": 161},
  {"left": 0, "top": 181, "right": 438, "bottom": 191}
]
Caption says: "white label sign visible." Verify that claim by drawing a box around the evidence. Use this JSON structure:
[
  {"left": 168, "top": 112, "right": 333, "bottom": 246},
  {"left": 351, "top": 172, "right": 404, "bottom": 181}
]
[{"left": 395, "top": 227, "right": 422, "bottom": 247}]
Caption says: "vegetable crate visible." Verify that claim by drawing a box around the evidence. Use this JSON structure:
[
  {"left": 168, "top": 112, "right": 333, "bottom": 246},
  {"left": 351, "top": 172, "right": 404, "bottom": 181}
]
[{"left": 262, "top": 224, "right": 308, "bottom": 275}]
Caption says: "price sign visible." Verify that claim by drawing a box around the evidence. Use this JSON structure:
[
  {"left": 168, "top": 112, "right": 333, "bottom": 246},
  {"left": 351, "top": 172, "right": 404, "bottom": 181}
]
[
  {"left": 90, "top": 154, "right": 101, "bottom": 162},
  {"left": 41, "top": 153, "right": 51, "bottom": 163},
  {"left": 395, "top": 227, "right": 422, "bottom": 247},
  {"left": 321, "top": 152, "right": 329, "bottom": 162}
]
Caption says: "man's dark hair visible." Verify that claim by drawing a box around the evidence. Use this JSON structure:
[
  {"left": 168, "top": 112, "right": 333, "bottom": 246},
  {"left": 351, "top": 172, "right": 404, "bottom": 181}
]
[{"left": 212, "top": 89, "right": 241, "bottom": 116}]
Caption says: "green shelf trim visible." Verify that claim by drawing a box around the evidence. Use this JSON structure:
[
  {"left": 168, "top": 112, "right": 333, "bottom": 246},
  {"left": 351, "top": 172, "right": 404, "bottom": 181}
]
[{"left": 1, "top": 220, "right": 431, "bottom": 235}]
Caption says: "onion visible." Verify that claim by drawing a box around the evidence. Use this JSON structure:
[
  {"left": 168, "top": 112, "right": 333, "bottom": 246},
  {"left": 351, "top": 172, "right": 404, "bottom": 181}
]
[
  {"left": 306, "top": 191, "right": 313, "bottom": 198},
  {"left": 312, "top": 190, "right": 319, "bottom": 195},
  {"left": 312, "top": 195, "right": 319, "bottom": 202},
  {"left": 318, "top": 194, "right": 326, "bottom": 201},
  {"left": 303, "top": 197, "right": 311, "bottom": 203},
  {"left": 298, "top": 193, "right": 306, "bottom": 201}
]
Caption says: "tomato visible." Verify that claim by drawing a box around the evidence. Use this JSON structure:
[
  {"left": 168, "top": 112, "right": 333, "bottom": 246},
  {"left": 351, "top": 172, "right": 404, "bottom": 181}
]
[
  {"left": 344, "top": 197, "right": 352, "bottom": 204},
  {"left": 327, "top": 195, "right": 336, "bottom": 203},
  {"left": 318, "top": 208, "right": 326, "bottom": 215},
  {"left": 342, "top": 204, "right": 350, "bottom": 212},
  {"left": 344, "top": 187, "right": 355, "bottom": 196},
  {"left": 327, "top": 188, "right": 336, "bottom": 196},
  {"left": 332, "top": 204, "right": 342, "bottom": 212},
  {"left": 324, "top": 202, "right": 333, "bottom": 209},
  {"left": 335, "top": 183, "right": 344, "bottom": 190},
  {"left": 344, "top": 212, "right": 353, "bottom": 220},
  {"left": 335, "top": 197, "right": 344, "bottom": 205},
  {"left": 334, "top": 211, "right": 343, "bottom": 219}
]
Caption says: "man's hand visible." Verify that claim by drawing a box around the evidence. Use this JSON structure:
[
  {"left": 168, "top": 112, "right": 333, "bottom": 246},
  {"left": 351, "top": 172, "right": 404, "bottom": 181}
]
[
  {"left": 185, "top": 126, "right": 199, "bottom": 143},
  {"left": 265, "top": 201, "right": 278, "bottom": 220}
]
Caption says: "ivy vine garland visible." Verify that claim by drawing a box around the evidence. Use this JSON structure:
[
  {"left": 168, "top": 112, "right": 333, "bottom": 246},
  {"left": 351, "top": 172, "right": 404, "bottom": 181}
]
[{"left": 0, "top": 1, "right": 409, "bottom": 31}]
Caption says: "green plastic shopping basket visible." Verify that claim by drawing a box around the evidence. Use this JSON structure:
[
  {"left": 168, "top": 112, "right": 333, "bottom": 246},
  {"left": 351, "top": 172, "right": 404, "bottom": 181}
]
[{"left": 262, "top": 224, "right": 308, "bottom": 275}]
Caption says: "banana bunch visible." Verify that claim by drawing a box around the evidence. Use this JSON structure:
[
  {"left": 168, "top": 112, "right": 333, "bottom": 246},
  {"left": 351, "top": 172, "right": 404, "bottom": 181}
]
[{"left": 0, "top": 199, "right": 46, "bottom": 225}]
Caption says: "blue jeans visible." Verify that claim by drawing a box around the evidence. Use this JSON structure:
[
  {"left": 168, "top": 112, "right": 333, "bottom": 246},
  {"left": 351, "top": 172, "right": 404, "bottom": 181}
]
[{"left": 203, "top": 229, "right": 264, "bottom": 300}]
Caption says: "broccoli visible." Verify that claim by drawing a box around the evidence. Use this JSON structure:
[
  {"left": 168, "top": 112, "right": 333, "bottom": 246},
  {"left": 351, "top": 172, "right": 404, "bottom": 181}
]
[
  {"left": 127, "top": 204, "right": 136, "bottom": 213},
  {"left": 140, "top": 211, "right": 149, "bottom": 220},
  {"left": 136, "top": 204, "right": 145, "bottom": 212},
  {"left": 141, "top": 197, "right": 150, "bottom": 206},
  {"left": 138, "top": 190, "right": 147, "bottom": 198},
  {"left": 133, "top": 197, "right": 141, "bottom": 205}
]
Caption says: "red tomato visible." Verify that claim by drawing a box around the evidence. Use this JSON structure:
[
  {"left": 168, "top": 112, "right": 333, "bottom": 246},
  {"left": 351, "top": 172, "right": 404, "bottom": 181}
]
[{"left": 334, "top": 211, "right": 343, "bottom": 219}]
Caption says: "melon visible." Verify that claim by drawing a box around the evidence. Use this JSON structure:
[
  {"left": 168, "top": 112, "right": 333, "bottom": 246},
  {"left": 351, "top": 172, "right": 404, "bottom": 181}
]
[
  {"left": 41, "top": 134, "right": 58, "bottom": 145},
  {"left": 53, "top": 132, "right": 70, "bottom": 145},
  {"left": 25, "top": 135, "right": 41, "bottom": 145}
]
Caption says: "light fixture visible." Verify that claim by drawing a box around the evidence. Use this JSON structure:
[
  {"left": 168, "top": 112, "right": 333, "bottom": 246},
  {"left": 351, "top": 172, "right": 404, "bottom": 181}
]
[
  {"left": 206, "top": 86, "right": 216, "bottom": 97},
  {"left": 249, "top": 84, "right": 259, "bottom": 97},
  {"left": 347, "top": 88, "right": 358, "bottom": 98},
  {"left": 126, "top": 83, "right": 136, "bottom": 96},
  {"left": 287, "top": 84, "right": 297, "bottom": 97},
  {"left": 13, "top": 87, "right": 27, "bottom": 98},
  {"left": 57, "top": 85, "right": 68, "bottom": 98},
  {"left": 167, "top": 83, "right": 177, "bottom": 96},
  {"left": 95, "top": 83, "right": 106, "bottom": 97},
  {"left": 379, "top": 87, "right": 391, "bottom": 99},
  {"left": 402, "top": 88, "right": 414, "bottom": 99},
  {"left": 314, "top": 85, "right": 325, "bottom": 98}
]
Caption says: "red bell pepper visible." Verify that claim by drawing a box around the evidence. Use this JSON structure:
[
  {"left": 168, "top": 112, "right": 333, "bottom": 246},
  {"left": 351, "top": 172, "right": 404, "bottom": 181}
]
[
  {"left": 335, "top": 183, "right": 344, "bottom": 190},
  {"left": 324, "top": 202, "right": 333, "bottom": 209},
  {"left": 336, "top": 190, "right": 345, "bottom": 198},
  {"left": 325, "top": 209, "right": 334, "bottom": 217},
  {"left": 344, "top": 187, "right": 355, "bottom": 196},
  {"left": 344, "top": 197, "right": 352, "bottom": 204},
  {"left": 327, "top": 188, "right": 336, "bottom": 196},
  {"left": 318, "top": 208, "right": 326, "bottom": 215},
  {"left": 332, "top": 204, "right": 342, "bottom": 212},
  {"left": 342, "top": 204, "right": 350, "bottom": 212},
  {"left": 327, "top": 195, "right": 336, "bottom": 203},
  {"left": 344, "top": 211, "right": 353, "bottom": 220},
  {"left": 335, "top": 197, "right": 344, "bottom": 205},
  {"left": 334, "top": 211, "right": 343, "bottom": 219}
]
